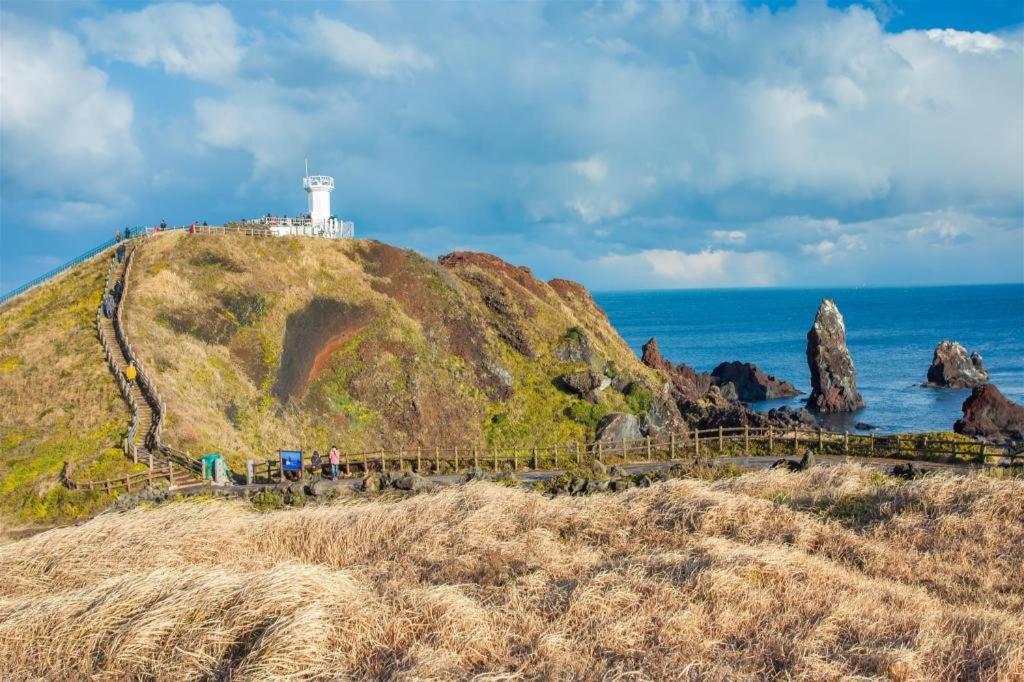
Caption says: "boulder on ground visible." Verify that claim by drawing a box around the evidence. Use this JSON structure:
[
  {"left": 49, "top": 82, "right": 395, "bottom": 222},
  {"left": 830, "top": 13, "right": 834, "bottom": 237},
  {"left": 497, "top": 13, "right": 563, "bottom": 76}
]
[
  {"left": 711, "top": 361, "right": 802, "bottom": 402},
  {"left": 771, "top": 449, "right": 815, "bottom": 472},
  {"left": 595, "top": 412, "right": 642, "bottom": 442},
  {"left": 306, "top": 479, "right": 336, "bottom": 497},
  {"left": 806, "top": 299, "right": 864, "bottom": 413},
  {"left": 394, "top": 473, "right": 433, "bottom": 492},
  {"left": 954, "top": 384, "right": 1024, "bottom": 443},
  {"left": 555, "top": 327, "right": 596, "bottom": 364},
  {"left": 560, "top": 369, "right": 611, "bottom": 402},
  {"left": 361, "top": 473, "right": 382, "bottom": 492},
  {"left": 640, "top": 386, "right": 685, "bottom": 437},
  {"left": 925, "top": 341, "right": 989, "bottom": 389}
]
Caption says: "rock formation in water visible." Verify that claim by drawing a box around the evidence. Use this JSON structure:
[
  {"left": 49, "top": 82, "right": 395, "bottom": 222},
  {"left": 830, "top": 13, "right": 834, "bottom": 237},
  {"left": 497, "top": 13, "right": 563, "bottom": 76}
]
[
  {"left": 924, "top": 340, "right": 989, "bottom": 388},
  {"left": 711, "top": 361, "right": 802, "bottom": 402},
  {"left": 953, "top": 384, "right": 1024, "bottom": 443},
  {"left": 805, "top": 299, "right": 864, "bottom": 413}
]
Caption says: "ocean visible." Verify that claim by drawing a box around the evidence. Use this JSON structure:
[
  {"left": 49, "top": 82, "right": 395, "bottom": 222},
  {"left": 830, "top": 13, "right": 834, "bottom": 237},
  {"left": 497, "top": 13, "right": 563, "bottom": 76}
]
[{"left": 594, "top": 284, "right": 1024, "bottom": 434}]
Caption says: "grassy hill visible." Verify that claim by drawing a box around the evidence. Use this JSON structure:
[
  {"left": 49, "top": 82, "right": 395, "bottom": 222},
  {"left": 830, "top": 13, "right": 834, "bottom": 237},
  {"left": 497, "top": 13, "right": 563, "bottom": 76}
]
[
  {"left": 0, "top": 255, "right": 143, "bottom": 525},
  {"left": 123, "top": 232, "right": 660, "bottom": 468},
  {"left": 1, "top": 464, "right": 1021, "bottom": 678},
  {"left": 1, "top": 231, "right": 663, "bottom": 524}
]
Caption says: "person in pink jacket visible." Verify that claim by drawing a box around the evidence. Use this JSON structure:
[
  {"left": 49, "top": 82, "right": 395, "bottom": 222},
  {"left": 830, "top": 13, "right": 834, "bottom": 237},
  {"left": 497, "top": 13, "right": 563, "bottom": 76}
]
[{"left": 328, "top": 446, "right": 341, "bottom": 480}]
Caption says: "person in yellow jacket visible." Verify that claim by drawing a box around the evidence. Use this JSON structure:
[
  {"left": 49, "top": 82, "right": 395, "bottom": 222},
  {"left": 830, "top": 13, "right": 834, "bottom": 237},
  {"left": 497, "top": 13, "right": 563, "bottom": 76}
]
[{"left": 124, "top": 362, "right": 137, "bottom": 383}]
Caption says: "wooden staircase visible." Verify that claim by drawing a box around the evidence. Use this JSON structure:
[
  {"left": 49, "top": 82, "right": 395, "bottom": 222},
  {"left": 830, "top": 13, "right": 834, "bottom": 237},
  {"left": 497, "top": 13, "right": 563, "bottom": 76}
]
[{"left": 65, "top": 240, "right": 202, "bottom": 491}]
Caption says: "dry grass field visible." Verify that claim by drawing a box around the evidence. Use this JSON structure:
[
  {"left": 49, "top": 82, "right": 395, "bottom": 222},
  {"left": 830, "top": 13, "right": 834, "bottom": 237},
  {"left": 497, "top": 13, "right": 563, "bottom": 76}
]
[{"left": 1, "top": 463, "right": 1022, "bottom": 680}]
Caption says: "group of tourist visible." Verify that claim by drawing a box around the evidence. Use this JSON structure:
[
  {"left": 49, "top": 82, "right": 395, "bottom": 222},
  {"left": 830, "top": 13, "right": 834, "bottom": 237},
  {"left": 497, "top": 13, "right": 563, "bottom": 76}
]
[{"left": 308, "top": 446, "right": 343, "bottom": 480}]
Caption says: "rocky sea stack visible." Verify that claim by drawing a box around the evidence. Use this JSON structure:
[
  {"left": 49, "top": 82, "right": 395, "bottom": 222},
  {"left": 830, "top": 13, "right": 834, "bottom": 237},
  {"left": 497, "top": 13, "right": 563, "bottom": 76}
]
[
  {"left": 711, "top": 361, "right": 801, "bottom": 402},
  {"left": 925, "top": 340, "right": 989, "bottom": 388},
  {"left": 805, "top": 299, "right": 864, "bottom": 413},
  {"left": 953, "top": 384, "right": 1024, "bottom": 443}
]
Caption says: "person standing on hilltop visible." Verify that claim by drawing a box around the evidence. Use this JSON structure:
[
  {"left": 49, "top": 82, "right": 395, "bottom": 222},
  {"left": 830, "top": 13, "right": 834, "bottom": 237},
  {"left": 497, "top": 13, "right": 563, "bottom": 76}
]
[
  {"left": 112, "top": 280, "right": 123, "bottom": 305},
  {"left": 116, "top": 243, "right": 126, "bottom": 263},
  {"left": 124, "top": 226, "right": 131, "bottom": 240},
  {"left": 310, "top": 450, "right": 323, "bottom": 479},
  {"left": 115, "top": 230, "right": 121, "bottom": 243},
  {"left": 160, "top": 219, "right": 167, "bottom": 230},
  {"left": 189, "top": 223, "right": 196, "bottom": 235},
  {"left": 329, "top": 445, "right": 340, "bottom": 480}
]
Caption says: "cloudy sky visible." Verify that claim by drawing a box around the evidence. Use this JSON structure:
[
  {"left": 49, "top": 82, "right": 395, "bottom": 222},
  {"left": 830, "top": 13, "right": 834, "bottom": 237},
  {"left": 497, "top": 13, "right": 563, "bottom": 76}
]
[{"left": 1, "top": 0, "right": 1022, "bottom": 293}]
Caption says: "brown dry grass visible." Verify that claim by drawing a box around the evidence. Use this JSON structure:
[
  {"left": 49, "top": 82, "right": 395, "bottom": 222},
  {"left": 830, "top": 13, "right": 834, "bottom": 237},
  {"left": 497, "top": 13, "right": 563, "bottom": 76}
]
[{"left": 1, "top": 464, "right": 1022, "bottom": 680}]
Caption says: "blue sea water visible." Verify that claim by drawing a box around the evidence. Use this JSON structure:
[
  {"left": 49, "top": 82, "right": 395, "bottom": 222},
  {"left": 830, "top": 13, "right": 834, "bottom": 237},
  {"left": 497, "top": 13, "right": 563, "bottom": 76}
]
[{"left": 594, "top": 285, "right": 1024, "bottom": 434}]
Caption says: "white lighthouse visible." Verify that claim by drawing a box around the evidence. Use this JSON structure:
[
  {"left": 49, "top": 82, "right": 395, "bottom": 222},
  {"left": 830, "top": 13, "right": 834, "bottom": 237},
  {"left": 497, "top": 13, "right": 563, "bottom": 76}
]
[
  {"left": 303, "top": 160, "right": 334, "bottom": 227},
  {"left": 256, "top": 161, "right": 354, "bottom": 238}
]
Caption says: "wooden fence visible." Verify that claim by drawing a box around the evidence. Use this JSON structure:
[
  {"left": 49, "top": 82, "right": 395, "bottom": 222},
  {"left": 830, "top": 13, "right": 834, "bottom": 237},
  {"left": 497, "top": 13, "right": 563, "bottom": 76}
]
[{"left": 246, "top": 425, "right": 1021, "bottom": 484}]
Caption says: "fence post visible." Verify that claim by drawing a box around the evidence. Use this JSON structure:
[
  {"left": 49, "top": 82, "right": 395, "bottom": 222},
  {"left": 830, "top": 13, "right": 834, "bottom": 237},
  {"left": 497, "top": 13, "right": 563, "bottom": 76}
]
[
  {"left": 818, "top": 429, "right": 823, "bottom": 451},
  {"left": 553, "top": 443, "right": 558, "bottom": 470},
  {"left": 167, "top": 459, "right": 173, "bottom": 485},
  {"left": 844, "top": 431, "right": 849, "bottom": 454},
  {"left": 870, "top": 433, "right": 875, "bottom": 455},
  {"left": 575, "top": 441, "right": 581, "bottom": 466},
  {"left": 345, "top": 454, "right": 351, "bottom": 477},
  {"left": 380, "top": 449, "right": 385, "bottom": 472},
  {"left": 597, "top": 440, "right": 603, "bottom": 464},
  {"left": 768, "top": 426, "right": 774, "bottom": 456},
  {"left": 695, "top": 430, "right": 701, "bottom": 459},
  {"left": 532, "top": 446, "right": 538, "bottom": 469},
  {"left": 363, "top": 452, "right": 368, "bottom": 473},
  {"left": 670, "top": 432, "right": 676, "bottom": 459},
  {"left": 620, "top": 437, "right": 626, "bottom": 461},
  {"left": 454, "top": 446, "right": 460, "bottom": 471},
  {"left": 979, "top": 442, "right": 986, "bottom": 463},
  {"left": 743, "top": 425, "right": 750, "bottom": 455},
  {"left": 718, "top": 425, "right": 724, "bottom": 451},
  {"left": 417, "top": 446, "right": 422, "bottom": 472},
  {"left": 492, "top": 446, "right": 498, "bottom": 473},
  {"left": 950, "top": 441, "right": 957, "bottom": 459},
  {"left": 646, "top": 436, "right": 652, "bottom": 460},
  {"left": 434, "top": 446, "right": 439, "bottom": 472}
]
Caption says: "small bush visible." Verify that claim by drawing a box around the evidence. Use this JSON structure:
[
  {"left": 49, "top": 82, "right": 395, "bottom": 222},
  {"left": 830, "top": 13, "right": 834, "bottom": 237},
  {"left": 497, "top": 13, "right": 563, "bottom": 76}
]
[
  {"left": 250, "top": 490, "right": 285, "bottom": 511},
  {"left": 566, "top": 401, "right": 609, "bottom": 430}
]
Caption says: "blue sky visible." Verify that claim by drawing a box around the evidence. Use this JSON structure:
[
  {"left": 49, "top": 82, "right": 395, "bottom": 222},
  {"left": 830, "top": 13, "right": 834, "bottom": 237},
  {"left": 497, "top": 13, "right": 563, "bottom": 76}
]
[{"left": 1, "top": 0, "right": 1022, "bottom": 293}]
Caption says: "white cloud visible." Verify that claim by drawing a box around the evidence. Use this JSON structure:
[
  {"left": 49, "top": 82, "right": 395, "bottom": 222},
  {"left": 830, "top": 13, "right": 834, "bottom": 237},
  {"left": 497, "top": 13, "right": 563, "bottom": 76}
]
[
  {"left": 81, "top": 3, "right": 242, "bottom": 82},
  {"left": 925, "top": 28, "right": 1006, "bottom": 54},
  {"left": 0, "top": 15, "right": 139, "bottom": 200},
  {"left": 800, "top": 235, "right": 867, "bottom": 262},
  {"left": 711, "top": 230, "right": 747, "bottom": 244},
  {"left": 594, "top": 248, "right": 783, "bottom": 288},
  {"left": 571, "top": 155, "right": 609, "bottom": 183},
  {"left": 310, "top": 14, "right": 433, "bottom": 78}
]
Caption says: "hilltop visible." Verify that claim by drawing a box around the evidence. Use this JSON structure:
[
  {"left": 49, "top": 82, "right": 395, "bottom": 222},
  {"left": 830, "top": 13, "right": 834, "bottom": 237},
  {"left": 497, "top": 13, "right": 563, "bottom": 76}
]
[
  {"left": 1, "top": 464, "right": 1021, "bottom": 678},
  {"left": 0, "top": 231, "right": 679, "bottom": 523}
]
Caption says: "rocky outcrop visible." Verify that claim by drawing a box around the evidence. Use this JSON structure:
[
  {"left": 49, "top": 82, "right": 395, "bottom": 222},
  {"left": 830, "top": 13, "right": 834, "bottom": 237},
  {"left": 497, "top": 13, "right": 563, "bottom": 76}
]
[
  {"left": 595, "top": 412, "right": 642, "bottom": 442},
  {"left": 805, "top": 299, "right": 864, "bottom": 413},
  {"left": 954, "top": 384, "right": 1024, "bottom": 443},
  {"left": 560, "top": 369, "right": 610, "bottom": 402},
  {"left": 711, "top": 361, "right": 801, "bottom": 402},
  {"left": 925, "top": 341, "right": 989, "bottom": 388},
  {"left": 767, "top": 405, "right": 817, "bottom": 428},
  {"left": 555, "top": 327, "right": 595, "bottom": 364},
  {"left": 640, "top": 386, "right": 686, "bottom": 437},
  {"left": 641, "top": 338, "right": 713, "bottom": 402}
]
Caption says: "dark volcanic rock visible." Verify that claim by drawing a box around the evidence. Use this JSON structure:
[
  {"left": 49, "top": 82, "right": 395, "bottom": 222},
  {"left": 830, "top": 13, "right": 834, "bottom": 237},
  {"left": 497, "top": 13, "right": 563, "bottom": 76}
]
[
  {"left": 640, "top": 337, "right": 713, "bottom": 402},
  {"left": 925, "top": 341, "right": 989, "bottom": 389},
  {"left": 595, "top": 412, "right": 642, "bottom": 442},
  {"left": 954, "top": 384, "right": 1024, "bottom": 443},
  {"left": 768, "top": 406, "right": 817, "bottom": 428},
  {"left": 640, "top": 386, "right": 685, "bottom": 437},
  {"left": 560, "top": 369, "right": 610, "bottom": 402},
  {"left": 805, "top": 299, "right": 864, "bottom": 413},
  {"left": 711, "top": 361, "right": 802, "bottom": 402}
]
